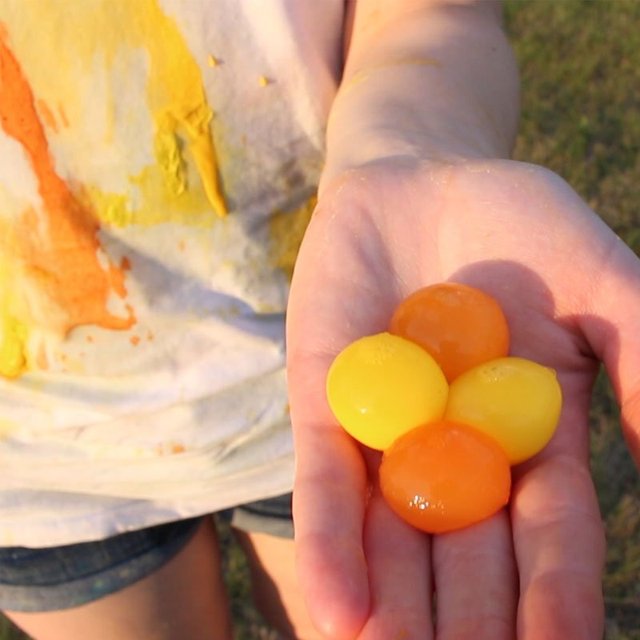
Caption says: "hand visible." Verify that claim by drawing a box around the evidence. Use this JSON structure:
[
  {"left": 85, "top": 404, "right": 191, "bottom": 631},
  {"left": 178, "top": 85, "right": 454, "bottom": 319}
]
[{"left": 286, "top": 158, "right": 640, "bottom": 639}]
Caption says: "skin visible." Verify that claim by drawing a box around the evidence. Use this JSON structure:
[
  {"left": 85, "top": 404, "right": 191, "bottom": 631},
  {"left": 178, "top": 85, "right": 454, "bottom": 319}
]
[{"left": 287, "top": 1, "right": 640, "bottom": 638}]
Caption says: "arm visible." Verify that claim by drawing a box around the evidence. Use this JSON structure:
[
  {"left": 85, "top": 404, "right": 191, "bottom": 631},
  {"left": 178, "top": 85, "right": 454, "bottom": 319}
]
[
  {"left": 288, "top": 1, "right": 638, "bottom": 638},
  {"left": 321, "top": 0, "right": 519, "bottom": 187}
]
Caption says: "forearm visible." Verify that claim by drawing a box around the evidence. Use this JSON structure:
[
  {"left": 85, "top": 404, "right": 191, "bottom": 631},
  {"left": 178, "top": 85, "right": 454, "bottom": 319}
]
[{"left": 322, "top": 0, "right": 519, "bottom": 187}]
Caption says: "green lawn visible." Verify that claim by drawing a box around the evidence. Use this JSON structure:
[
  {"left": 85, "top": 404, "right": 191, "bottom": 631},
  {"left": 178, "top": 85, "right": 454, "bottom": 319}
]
[{"left": 2, "top": 0, "right": 640, "bottom": 638}]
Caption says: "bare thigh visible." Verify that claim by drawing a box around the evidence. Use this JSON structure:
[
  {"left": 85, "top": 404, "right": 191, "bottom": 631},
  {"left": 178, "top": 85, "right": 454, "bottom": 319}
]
[
  {"left": 5, "top": 518, "right": 232, "bottom": 640},
  {"left": 234, "top": 530, "right": 324, "bottom": 640}
]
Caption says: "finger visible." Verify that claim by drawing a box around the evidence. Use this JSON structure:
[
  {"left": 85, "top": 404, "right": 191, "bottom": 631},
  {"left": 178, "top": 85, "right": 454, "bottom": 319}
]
[
  {"left": 286, "top": 197, "right": 397, "bottom": 638},
  {"left": 512, "top": 456, "right": 605, "bottom": 639},
  {"left": 357, "top": 491, "right": 433, "bottom": 640},
  {"left": 432, "top": 511, "right": 517, "bottom": 640},
  {"left": 287, "top": 295, "right": 373, "bottom": 638},
  {"left": 287, "top": 328, "right": 372, "bottom": 638},
  {"left": 511, "top": 389, "right": 606, "bottom": 640},
  {"left": 292, "top": 404, "right": 370, "bottom": 639},
  {"left": 578, "top": 236, "right": 640, "bottom": 465}
]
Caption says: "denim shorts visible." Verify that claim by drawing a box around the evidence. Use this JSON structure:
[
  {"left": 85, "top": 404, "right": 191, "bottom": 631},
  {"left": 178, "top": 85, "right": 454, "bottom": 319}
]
[{"left": 0, "top": 493, "right": 293, "bottom": 613}]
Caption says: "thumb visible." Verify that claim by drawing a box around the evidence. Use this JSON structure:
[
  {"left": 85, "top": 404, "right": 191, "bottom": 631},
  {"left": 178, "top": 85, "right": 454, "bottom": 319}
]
[{"left": 581, "top": 236, "right": 640, "bottom": 466}]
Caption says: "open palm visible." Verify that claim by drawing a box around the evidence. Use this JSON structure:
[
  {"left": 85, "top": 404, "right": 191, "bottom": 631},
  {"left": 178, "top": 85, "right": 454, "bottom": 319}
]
[{"left": 287, "top": 158, "right": 640, "bottom": 639}]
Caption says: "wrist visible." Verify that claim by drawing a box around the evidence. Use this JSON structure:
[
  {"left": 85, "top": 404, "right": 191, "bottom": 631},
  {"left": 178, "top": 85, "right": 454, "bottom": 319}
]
[
  {"left": 322, "top": 61, "right": 517, "bottom": 190},
  {"left": 321, "top": 2, "right": 519, "bottom": 188}
]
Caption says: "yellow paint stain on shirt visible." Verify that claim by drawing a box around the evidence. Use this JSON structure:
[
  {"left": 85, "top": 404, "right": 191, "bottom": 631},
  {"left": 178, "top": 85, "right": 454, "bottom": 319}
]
[
  {"left": 35, "top": 99, "right": 60, "bottom": 133},
  {"left": 268, "top": 194, "right": 317, "bottom": 280},
  {"left": 0, "top": 313, "right": 27, "bottom": 379},
  {"left": 0, "top": 228, "right": 25, "bottom": 378},
  {"left": 1, "top": 0, "right": 226, "bottom": 220},
  {"left": 0, "top": 419, "right": 16, "bottom": 440},
  {"left": 126, "top": 0, "right": 227, "bottom": 217},
  {"left": 0, "top": 1, "right": 232, "bottom": 375},
  {"left": 84, "top": 162, "right": 215, "bottom": 228},
  {"left": 0, "top": 31, "right": 135, "bottom": 377}
]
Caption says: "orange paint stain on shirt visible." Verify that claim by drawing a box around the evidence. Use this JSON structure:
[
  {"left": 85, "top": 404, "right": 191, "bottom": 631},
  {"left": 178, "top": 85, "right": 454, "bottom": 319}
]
[
  {"left": 57, "top": 104, "right": 69, "bottom": 129},
  {"left": 0, "top": 31, "right": 135, "bottom": 341},
  {"left": 35, "top": 99, "right": 59, "bottom": 133}
]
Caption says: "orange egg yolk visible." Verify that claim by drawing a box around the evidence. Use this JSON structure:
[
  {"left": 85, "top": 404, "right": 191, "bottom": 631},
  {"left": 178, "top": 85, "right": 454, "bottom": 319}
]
[
  {"left": 389, "top": 282, "right": 509, "bottom": 382},
  {"left": 379, "top": 420, "right": 511, "bottom": 533}
]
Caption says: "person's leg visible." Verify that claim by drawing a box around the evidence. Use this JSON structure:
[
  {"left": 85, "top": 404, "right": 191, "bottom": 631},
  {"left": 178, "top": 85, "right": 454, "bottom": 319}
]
[
  {"left": 4, "top": 518, "right": 233, "bottom": 640},
  {"left": 234, "top": 529, "right": 322, "bottom": 640},
  {"left": 226, "top": 494, "right": 321, "bottom": 639}
]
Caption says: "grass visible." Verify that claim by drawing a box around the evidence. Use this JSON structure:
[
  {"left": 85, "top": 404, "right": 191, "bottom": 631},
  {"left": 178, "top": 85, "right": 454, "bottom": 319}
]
[
  {"left": 506, "top": 0, "right": 640, "bottom": 250},
  {"left": 2, "top": 0, "right": 640, "bottom": 638}
]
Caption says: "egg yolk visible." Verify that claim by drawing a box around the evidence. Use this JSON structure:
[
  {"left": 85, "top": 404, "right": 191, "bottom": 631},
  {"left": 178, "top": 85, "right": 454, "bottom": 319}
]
[
  {"left": 445, "top": 356, "right": 562, "bottom": 464},
  {"left": 326, "top": 282, "right": 563, "bottom": 535},
  {"left": 380, "top": 421, "right": 511, "bottom": 533},
  {"left": 326, "top": 332, "right": 448, "bottom": 450},
  {"left": 389, "top": 282, "right": 510, "bottom": 381}
]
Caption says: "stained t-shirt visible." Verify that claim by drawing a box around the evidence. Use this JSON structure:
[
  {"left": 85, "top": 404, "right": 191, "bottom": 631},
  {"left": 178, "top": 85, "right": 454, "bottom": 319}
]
[{"left": 0, "top": 0, "right": 344, "bottom": 546}]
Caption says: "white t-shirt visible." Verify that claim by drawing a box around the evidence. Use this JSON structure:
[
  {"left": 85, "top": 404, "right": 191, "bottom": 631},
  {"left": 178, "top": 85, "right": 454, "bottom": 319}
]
[{"left": 0, "top": 0, "right": 344, "bottom": 546}]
